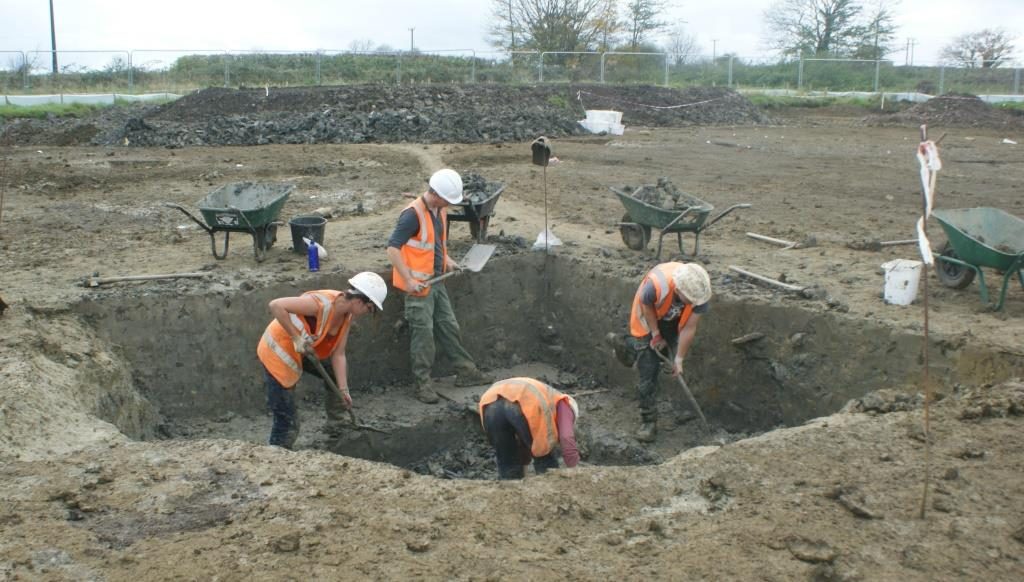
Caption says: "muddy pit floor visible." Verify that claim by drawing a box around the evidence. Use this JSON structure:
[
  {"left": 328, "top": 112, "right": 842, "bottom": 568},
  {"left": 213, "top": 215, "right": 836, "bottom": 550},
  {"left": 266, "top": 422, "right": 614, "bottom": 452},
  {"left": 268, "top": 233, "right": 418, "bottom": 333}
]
[{"left": 1, "top": 110, "right": 1024, "bottom": 580}]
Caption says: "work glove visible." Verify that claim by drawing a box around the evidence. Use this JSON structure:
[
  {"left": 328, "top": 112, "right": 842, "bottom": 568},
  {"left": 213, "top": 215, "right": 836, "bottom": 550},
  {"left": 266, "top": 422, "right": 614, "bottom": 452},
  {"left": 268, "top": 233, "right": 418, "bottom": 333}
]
[
  {"left": 292, "top": 334, "right": 312, "bottom": 355},
  {"left": 649, "top": 333, "right": 667, "bottom": 351}
]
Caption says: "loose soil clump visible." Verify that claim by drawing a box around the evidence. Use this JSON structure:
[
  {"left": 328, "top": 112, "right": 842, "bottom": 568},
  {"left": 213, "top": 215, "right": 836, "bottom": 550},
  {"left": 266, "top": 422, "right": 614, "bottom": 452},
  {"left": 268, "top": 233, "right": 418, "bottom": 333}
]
[{"left": 866, "top": 93, "right": 1023, "bottom": 128}]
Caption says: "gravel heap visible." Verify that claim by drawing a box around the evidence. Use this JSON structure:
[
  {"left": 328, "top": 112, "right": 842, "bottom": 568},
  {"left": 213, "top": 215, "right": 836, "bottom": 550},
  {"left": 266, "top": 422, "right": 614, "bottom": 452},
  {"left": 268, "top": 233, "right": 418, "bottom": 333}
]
[
  {"left": 2, "top": 84, "right": 769, "bottom": 147},
  {"left": 866, "top": 93, "right": 1023, "bottom": 128}
]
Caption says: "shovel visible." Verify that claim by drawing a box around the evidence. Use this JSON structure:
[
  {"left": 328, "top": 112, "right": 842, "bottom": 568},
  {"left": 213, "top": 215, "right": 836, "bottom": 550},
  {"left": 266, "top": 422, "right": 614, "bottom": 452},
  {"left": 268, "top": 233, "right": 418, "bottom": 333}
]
[
  {"left": 652, "top": 348, "right": 710, "bottom": 433},
  {"left": 423, "top": 243, "right": 496, "bottom": 286},
  {"left": 305, "top": 356, "right": 390, "bottom": 434}
]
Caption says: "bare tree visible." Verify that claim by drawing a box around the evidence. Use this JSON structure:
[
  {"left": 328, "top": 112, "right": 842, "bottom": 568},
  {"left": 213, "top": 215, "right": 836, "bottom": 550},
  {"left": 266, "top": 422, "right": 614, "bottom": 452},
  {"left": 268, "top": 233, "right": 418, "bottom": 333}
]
[
  {"left": 592, "top": 0, "right": 625, "bottom": 52},
  {"left": 851, "top": 0, "right": 899, "bottom": 60},
  {"left": 765, "top": 0, "right": 897, "bottom": 58},
  {"left": 348, "top": 39, "right": 375, "bottom": 53},
  {"left": 665, "top": 24, "right": 698, "bottom": 65},
  {"left": 623, "top": 0, "right": 669, "bottom": 50},
  {"left": 488, "top": 0, "right": 604, "bottom": 52},
  {"left": 940, "top": 29, "right": 1016, "bottom": 68}
]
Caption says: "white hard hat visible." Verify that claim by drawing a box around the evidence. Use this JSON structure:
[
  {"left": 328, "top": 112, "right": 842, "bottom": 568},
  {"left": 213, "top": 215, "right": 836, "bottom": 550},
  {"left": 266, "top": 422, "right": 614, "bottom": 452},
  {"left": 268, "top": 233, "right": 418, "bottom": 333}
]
[
  {"left": 672, "top": 263, "right": 712, "bottom": 305},
  {"left": 428, "top": 169, "right": 464, "bottom": 204},
  {"left": 564, "top": 395, "right": 579, "bottom": 424},
  {"left": 348, "top": 271, "right": 387, "bottom": 311}
]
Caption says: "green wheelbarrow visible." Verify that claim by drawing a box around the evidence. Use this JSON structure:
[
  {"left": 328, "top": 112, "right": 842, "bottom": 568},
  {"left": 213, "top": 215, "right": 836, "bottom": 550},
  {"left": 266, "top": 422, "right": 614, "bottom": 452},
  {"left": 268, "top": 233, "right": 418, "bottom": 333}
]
[
  {"left": 611, "top": 186, "right": 750, "bottom": 260},
  {"left": 933, "top": 207, "right": 1024, "bottom": 312},
  {"left": 166, "top": 182, "right": 293, "bottom": 262}
]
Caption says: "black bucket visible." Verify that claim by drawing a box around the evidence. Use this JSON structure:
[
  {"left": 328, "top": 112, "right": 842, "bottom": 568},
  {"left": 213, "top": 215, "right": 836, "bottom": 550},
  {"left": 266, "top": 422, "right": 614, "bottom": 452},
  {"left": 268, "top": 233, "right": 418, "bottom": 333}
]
[{"left": 289, "top": 215, "right": 327, "bottom": 253}]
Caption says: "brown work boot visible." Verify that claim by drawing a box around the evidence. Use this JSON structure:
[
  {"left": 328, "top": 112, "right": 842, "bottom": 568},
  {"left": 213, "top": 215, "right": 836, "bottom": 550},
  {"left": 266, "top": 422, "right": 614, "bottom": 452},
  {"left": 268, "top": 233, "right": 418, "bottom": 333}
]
[
  {"left": 415, "top": 382, "right": 440, "bottom": 404},
  {"left": 605, "top": 332, "right": 635, "bottom": 368},
  {"left": 635, "top": 421, "right": 657, "bottom": 443},
  {"left": 454, "top": 367, "right": 495, "bottom": 388}
]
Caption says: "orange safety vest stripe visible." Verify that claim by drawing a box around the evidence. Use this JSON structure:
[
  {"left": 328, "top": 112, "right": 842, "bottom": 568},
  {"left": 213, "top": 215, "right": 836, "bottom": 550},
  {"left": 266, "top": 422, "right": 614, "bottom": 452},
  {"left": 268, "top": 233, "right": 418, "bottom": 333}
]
[
  {"left": 392, "top": 197, "right": 448, "bottom": 297},
  {"left": 256, "top": 290, "right": 350, "bottom": 388},
  {"left": 478, "top": 378, "right": 570, "bottom": 458},
  {"left": 629, "top": 262, "right": 693, "bottom": 338}
]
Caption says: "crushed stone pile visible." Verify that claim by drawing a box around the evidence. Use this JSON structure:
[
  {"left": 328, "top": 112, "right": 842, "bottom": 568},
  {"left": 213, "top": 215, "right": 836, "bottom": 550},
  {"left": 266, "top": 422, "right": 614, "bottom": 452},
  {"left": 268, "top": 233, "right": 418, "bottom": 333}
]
[
  {"left": 865, "top": 93, "right": 1023, "bottom": 128},
  {"left": 1, "top": 84, "right": 768, "bottom": 147},
  {"left": 460, "top": 172, "right": 502, "bottom": 206},
  {"left": 621, "top": 177, "right": 708, "bottom": 210}
]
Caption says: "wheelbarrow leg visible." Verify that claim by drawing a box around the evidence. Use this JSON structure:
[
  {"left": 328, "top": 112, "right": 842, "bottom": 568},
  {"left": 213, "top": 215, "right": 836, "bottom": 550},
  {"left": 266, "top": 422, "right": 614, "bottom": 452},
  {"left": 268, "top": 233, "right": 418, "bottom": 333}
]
[
  {"left": 655, "top": 230, "right": 667, "bottom": 261},
  {"left": 693, "top": 232, "right": 701, "bottom": 258},
  {"left": 992, "top": 255, "right": 1024, "bottom": 311},
  {"left": 210, "top": 231, "right": 230, "bottom": 260}
]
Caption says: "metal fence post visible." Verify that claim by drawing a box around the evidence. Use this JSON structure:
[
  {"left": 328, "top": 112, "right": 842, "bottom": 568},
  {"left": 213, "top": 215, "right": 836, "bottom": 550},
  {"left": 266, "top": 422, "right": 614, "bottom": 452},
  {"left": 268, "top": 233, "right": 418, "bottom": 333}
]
[
  {"left": 539, "top": 52, "right": 545, "bottom": 82},
  {"left": 397, "top": 52, "right": 402, "bottom": 84},
  {"left": 797, "top": 57, "right": 803, "bottom": 90},
  {"left": 21, "top": 51, "right": 29, "bottom": 90},
  {"left": 600, "top": 52, "right": 606, "bottom": 83},
  {"left": 873, "top": 59, "right": 880, "bottom": 93},
  {"left": 315, "top": 51, "right": 321, "bottom": 86},
  {"left": 938, "top": 66, "right": 945, "bottom": 95},
  {"left": 224, "top": 51, "right": 230, "bottom": 87},
  {"left": 728, "top": 56, "right": 733, "bottom": 87},
  {"left": 128, "top": 51, "right": 134, "bottom": 90},
  {"left": 1015, "top": 68, "right": 1021, "bottom": 94},
  {"left": 470, "top": 50, "right": 476, "bottom": 83}
]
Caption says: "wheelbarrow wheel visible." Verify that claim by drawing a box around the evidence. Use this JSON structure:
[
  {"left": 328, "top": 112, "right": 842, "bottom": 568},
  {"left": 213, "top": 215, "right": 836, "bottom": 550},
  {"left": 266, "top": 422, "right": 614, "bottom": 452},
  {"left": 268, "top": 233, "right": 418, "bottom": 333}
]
[
  {"left": 620, "top": 212, "right": 651, "bottom": 251},
  {"left": 936, "top": 240, "right": 975, "bottom": 289}
]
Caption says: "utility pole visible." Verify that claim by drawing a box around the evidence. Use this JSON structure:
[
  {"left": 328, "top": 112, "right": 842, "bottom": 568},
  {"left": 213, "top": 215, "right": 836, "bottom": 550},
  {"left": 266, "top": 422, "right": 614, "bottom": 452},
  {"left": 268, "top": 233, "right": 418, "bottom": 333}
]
[
  {"left": 409, "top": 27, "right": 415, "bottom": 52},
  {"left": 49, "top": 0, "right": 58, "bottom": 75},
  {"left": 712, "top": 39, "right": 718, "bottom": 63},
  {"left": 909, "top": 38, "right": 916, "bottom": 66}
]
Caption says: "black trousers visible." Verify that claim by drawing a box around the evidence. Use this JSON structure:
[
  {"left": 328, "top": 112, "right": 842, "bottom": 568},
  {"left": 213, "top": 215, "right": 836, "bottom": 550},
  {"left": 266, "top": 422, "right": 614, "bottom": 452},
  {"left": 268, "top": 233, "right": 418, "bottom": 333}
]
[
  {"left": 627, "top": 318, "right": 679, "bottom": 423},
  {"left": 481, "top": 397, "right": 559, "bottom": 480}
]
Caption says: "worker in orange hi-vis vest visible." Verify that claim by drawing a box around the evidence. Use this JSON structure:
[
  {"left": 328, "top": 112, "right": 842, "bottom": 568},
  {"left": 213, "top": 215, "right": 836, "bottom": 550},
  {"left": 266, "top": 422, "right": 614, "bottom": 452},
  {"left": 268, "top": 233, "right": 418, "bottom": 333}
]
[
  {"left": 605, "top": 262, "right": 712, "bottom": 443},
  {"left": 256, "top": 272, "right": 387, "bottom": 449},
  {"left": 478, "top": 378, "right": 580, "bottom": 480},
  {"left": 386, "top": 168, "right": 492, "bottom": 405}
]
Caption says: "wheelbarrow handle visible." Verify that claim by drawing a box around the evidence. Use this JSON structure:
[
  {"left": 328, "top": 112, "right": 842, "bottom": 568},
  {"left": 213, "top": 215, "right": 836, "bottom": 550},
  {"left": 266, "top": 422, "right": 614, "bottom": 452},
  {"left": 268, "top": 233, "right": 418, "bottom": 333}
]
[
  {"left": 700, "top": 203, "right": 752, "bottom": 231},
  {"left": 164, "top": 202, "right": 213, "bottom": 235}
]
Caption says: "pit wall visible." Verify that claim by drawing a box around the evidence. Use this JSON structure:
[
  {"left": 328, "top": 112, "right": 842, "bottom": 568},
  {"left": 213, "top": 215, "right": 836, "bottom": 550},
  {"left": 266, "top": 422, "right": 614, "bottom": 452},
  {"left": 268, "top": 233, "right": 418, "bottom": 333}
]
[{"left": 73, "top": 254, "right": 1023, "bottom": 431}]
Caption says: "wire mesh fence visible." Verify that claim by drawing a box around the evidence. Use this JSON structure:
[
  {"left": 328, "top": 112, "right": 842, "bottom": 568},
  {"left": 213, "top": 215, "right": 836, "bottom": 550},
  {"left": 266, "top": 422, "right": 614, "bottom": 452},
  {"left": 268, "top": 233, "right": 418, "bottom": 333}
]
[{"left": 1, "top": 48, "right": 1021, "bottom": 97}]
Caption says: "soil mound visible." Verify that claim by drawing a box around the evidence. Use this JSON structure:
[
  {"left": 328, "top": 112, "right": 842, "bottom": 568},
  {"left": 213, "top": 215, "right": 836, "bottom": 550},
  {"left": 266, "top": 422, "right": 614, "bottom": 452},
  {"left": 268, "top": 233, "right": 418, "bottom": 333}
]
[
  {"left": 865, "top": 93, "right": 1022, "bottom": 128},
  {"left": 1, "top": 84, "right": 768, "bottom": 147}
]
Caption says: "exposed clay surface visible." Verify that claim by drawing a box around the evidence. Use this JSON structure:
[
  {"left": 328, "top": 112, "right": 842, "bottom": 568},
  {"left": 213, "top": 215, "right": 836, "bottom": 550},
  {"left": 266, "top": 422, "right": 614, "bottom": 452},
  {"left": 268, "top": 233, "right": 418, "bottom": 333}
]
[{"left": 1, "top": 87, "right": 1023, "bottom": 579}]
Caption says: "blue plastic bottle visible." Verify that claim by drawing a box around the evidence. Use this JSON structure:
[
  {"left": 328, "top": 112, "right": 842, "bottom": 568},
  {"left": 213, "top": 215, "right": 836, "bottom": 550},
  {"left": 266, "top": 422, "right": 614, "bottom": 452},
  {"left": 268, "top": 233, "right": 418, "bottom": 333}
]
[{"left": 307, "top": 241, "right": 320, "bottom": 272}]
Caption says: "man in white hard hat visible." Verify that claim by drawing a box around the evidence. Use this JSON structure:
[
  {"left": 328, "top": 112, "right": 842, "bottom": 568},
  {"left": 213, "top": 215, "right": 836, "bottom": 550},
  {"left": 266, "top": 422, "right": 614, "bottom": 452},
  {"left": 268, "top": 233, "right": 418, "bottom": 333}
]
[
  {"left": 256, "top": 272, "right": 386, "bottom": 449},
  {"left": 606, "top": 262, "right": 712, "bottom": 442},
  {"left": 387, "top": 168, "right": 493, "bottom": 404},
  {"left": 478, "top": 378, "right": 580, "bottom": 480}
]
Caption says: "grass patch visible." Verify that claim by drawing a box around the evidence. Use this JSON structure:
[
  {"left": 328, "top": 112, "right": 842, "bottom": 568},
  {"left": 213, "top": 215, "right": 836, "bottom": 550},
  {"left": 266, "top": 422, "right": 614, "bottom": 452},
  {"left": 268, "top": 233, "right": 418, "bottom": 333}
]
[{"left": 0, "top": 102, "right": 107, "bottom": 120}]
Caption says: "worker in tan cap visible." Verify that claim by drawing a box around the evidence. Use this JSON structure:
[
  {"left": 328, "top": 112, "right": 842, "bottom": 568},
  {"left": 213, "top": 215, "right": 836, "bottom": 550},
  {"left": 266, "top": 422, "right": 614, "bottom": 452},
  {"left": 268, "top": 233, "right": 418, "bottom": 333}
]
[{"left": 606, "top": 262, "right": 712, "bottom": 442}]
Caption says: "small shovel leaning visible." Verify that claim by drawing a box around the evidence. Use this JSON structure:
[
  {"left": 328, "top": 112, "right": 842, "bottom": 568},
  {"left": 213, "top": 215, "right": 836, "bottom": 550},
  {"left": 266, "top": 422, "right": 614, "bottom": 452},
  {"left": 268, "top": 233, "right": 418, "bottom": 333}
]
[
  {"left": 422, "top": 243, "right": 496, "bottom": 286},
  {"left": 305, "top": 356, "right": 390, "bottom": 434},
  {"left": 652, "top": 348, "right": 710, "bottom": 433}
]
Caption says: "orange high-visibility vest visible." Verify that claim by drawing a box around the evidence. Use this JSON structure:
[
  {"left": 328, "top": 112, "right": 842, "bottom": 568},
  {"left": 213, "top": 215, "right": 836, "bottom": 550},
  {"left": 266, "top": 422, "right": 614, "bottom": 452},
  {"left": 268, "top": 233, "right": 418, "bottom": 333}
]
[
  {"left": 629, "top": 262, "right": 695, "bottom": 338},
  {"left": 256, "top": 290, "right": 351, "bottom": 388},
  {"left": 478, "top": 378, "right": 572, "bottom": 458},
  {"left": 392, "top": 197, "right": 449, "bottom": 297}
]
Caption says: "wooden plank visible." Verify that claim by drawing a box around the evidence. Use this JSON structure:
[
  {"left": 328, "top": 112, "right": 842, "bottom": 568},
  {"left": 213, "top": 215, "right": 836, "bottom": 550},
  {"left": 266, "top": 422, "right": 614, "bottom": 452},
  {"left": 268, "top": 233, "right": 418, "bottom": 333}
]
[{"left": 728, "top": 266, "right": 806, "bottom": 292}]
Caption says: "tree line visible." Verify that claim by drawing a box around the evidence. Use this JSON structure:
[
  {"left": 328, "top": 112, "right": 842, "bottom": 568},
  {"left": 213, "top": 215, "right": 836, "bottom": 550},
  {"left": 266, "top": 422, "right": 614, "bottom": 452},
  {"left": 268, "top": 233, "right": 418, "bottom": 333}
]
[{"left": 486, "top": 0, "right": 1017, "bottom": 68}]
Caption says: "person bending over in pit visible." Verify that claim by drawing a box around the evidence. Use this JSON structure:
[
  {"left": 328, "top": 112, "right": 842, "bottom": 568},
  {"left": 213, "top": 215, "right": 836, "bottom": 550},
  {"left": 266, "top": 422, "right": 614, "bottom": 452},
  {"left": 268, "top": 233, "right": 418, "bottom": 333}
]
[
  {"left": 478, "top": 377, "right": 580, "bottom": 480},
  {"left": 386, "top": 168, "right": 492, "bottom": 404},
  {"left": 606, "top": 262, "right": 711, "bottom": 443},
  {"left": 256, "top": 272, "right": 387, "bottom": 449}
]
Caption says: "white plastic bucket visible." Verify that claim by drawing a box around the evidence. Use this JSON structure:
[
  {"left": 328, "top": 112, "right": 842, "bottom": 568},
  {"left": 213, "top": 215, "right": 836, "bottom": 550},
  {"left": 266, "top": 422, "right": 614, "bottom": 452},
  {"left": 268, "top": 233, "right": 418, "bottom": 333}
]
[{"left": 881, "top": 259, "right": 923, "bottom": 305}]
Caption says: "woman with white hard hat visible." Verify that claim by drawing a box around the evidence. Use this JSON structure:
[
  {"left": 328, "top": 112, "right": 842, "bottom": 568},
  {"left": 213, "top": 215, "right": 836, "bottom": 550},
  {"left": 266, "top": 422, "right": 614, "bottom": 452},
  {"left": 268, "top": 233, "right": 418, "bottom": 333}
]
[
  {"left": 606, "top": 262, "right": 712, "bottom": 443},
  {"left": 478, "top": 378, "right": 580, "bottom": 480},
  {"left": 386, "top": 168, "right": 493, "bottom": 405},
  {"left": 256, "top": 271, "right": 387, "bottom": 449}
]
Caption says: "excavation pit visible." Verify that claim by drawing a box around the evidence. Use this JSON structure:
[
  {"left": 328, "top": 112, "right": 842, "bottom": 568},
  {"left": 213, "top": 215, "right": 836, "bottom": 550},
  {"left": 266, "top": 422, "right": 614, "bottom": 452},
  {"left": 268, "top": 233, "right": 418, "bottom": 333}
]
[{"left": 70, "top": 253, "right": 1019, "bottom": 479}]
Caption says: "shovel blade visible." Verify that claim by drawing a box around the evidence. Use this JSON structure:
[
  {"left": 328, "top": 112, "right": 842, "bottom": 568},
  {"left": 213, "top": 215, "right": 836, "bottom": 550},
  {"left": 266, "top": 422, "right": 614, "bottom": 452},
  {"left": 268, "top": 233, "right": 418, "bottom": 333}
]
[{"left": 461, "top": 244, "right": 496, "bottom": 272}]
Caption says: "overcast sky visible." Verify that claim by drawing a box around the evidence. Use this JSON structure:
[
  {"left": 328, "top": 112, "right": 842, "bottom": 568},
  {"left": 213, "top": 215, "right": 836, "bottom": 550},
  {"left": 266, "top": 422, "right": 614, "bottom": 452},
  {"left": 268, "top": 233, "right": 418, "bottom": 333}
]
[{"left": 1, "top": 0, "right": 1020, "bottom": 68}]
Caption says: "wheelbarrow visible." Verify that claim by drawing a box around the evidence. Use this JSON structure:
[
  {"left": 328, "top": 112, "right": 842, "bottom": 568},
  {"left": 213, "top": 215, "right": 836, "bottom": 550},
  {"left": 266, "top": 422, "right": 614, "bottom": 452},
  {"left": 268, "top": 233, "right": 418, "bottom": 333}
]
[
  {"left": 166, "top": 182, "right": 293, "bottom": 262},
  {"left": 448, "top": 184, "right": 505, "bottom": 242},
  {"left": 611, "top": 186, "right": 750, "bottom": 259},
  {"left": 933, "top": 207, "right": 1024, "bottom": 312}
]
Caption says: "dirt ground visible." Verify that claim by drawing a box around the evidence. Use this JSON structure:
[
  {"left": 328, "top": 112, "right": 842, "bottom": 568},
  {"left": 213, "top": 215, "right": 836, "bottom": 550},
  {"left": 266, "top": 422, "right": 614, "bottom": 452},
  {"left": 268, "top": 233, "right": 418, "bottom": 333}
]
[{"left": 1, "top": 95, "right": 1024, "bottom": 580}]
